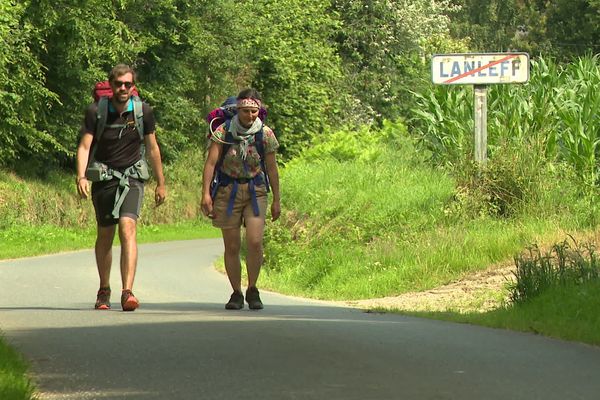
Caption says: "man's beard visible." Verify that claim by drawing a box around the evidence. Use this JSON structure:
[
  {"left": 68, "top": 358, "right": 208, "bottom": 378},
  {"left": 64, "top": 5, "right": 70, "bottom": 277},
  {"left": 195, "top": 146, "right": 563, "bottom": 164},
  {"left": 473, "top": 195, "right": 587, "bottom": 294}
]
[{"left": 114, "top": 91, "right": 129, "bottom": 104}]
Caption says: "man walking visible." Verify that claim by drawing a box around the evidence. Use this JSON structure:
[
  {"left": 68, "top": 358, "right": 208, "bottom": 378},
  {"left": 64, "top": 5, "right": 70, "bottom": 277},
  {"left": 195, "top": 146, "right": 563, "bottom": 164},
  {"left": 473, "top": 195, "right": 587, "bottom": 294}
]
[{"left": 76, "top": 64, "right": 166, "bottom": 311}]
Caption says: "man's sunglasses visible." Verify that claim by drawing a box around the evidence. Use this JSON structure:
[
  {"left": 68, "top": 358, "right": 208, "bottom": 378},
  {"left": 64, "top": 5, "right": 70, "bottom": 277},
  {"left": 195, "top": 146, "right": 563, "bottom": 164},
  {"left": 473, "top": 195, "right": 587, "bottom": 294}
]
[{"left": 112, "top": 80, "right": 134, "bottom": 89}]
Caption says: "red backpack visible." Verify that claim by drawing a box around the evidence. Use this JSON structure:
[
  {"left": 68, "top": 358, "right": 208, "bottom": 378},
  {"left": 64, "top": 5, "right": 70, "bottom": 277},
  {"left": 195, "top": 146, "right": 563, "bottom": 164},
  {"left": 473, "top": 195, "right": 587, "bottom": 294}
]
[{"left": 93, "top": 80, "right": 139, "bottom": 102}]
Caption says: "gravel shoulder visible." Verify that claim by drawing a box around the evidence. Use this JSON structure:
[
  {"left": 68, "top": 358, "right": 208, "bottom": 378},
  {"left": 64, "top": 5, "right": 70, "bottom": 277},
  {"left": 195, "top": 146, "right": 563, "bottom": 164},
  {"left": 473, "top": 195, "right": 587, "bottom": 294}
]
[
  {"left": 343, "top": 261, "right": 516, "bottom": 313},
  {"left": 344, "top": 231, "right": 600, "bottom": 313}
]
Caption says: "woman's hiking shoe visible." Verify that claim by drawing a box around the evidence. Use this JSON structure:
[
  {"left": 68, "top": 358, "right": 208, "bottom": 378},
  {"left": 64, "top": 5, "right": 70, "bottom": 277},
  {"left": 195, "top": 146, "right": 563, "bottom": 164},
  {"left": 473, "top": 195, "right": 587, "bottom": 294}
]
[
  {"left": 121, "top": 289, "right": 139, "bottom": 312},
  {"left": 225, "top": 291, "right": 244, "bottom": 310},
  {"left": 95, "top": 287, "right": 111, "bottom": 310},
  {"left": 245, "top": 286, "right": 264, "bottom": 310}
]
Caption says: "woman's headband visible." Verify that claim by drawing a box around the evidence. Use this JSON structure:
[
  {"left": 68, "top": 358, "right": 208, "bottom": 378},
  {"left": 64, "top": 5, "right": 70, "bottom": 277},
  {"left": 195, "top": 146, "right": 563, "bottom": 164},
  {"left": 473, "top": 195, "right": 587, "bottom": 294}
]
[{"left": 237, "top": 98, "right": 261, "bottom": 109}]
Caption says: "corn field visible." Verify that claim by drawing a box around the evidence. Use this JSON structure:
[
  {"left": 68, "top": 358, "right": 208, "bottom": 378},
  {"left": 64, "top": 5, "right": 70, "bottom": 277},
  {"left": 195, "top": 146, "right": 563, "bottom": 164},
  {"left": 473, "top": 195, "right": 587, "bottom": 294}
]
[{"left": 410, "top": 55, "right": 600, "bottom": 189}]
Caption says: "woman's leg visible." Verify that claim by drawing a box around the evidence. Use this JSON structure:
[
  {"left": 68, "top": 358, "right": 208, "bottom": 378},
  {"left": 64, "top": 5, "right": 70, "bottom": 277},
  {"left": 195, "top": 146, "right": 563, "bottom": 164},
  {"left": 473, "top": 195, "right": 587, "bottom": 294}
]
[
  {"left": 244, "top": 215, "right": 266, "bottom": 288},
  {"left": 221, "top": 228, "right": 242, "bottom": 292}
]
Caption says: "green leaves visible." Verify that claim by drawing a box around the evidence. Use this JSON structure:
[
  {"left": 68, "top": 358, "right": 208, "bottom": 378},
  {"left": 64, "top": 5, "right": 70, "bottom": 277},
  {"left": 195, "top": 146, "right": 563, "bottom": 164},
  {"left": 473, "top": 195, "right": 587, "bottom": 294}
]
[{"left": 0, "top": 0, "right": 59, "bottom": 169}]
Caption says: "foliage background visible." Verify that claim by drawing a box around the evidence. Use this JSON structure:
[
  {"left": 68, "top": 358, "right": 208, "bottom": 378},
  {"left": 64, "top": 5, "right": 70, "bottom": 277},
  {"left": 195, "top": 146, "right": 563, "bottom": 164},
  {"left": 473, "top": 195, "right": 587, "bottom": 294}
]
[
  {"left": 0, "top": 0, "right": 466, "bottom": 170},
  {"left": 0, "top": 0, "right": 599, "bottom": 299}
]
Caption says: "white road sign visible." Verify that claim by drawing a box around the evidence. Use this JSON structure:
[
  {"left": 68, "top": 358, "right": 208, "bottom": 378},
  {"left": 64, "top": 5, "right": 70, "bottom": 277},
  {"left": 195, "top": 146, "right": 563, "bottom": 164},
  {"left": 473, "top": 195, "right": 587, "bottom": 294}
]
[{"left": 432, "top": 53, "right": 530, "bottom": 85}]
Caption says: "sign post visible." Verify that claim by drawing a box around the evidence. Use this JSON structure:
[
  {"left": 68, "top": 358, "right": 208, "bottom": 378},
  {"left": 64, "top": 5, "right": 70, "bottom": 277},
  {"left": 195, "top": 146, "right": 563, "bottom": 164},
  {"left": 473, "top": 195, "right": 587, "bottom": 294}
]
[
  {"left": 474, "top": 85, "right": 487, "bottom": 163},
  {"left": 431, "top": 52, "right": 530, "bottom": 164}
]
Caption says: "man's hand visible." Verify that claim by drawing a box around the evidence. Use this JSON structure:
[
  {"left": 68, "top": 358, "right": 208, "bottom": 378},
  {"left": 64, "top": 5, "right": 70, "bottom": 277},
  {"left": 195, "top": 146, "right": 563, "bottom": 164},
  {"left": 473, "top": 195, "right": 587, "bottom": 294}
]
[
  {"left": 77, "top": 176, "right": 90, "bottom": 199},
  {"left": 155, "top": 184, "right": 166, "bottom": 207}
]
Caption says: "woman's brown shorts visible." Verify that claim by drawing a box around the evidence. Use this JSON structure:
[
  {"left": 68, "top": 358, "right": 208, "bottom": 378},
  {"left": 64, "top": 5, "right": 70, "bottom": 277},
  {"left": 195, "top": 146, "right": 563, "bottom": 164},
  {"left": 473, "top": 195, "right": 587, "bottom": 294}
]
[{"left": 212, "top": 183, "right": 268, "bottom": 229}]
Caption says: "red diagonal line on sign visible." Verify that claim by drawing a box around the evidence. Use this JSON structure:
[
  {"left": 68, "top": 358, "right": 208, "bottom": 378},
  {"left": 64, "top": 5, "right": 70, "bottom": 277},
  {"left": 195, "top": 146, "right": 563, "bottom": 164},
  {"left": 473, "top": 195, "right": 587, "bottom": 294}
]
[{"left": 443, "top": 54, "right": 519, "bottom": 84}]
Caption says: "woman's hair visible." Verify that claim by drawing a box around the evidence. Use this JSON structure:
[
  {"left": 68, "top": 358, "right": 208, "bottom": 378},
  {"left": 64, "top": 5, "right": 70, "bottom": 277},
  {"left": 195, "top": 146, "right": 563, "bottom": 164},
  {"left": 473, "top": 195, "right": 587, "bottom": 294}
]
[
  {"left": 109, "top": 64, "right": 136, "bottom": 83},
  {"left": 237, "top": 88, "right": 262, "bottom": 101}
]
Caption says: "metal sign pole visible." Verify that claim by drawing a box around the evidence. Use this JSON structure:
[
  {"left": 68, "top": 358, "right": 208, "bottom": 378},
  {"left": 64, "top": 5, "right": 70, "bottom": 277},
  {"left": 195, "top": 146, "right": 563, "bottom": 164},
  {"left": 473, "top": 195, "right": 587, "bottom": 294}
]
[
  {"left": 431, "top": 53, "right": 529, "bottom": 165},
  {"left": 474, "top": 84, "right": 487, "bottom": 164}
]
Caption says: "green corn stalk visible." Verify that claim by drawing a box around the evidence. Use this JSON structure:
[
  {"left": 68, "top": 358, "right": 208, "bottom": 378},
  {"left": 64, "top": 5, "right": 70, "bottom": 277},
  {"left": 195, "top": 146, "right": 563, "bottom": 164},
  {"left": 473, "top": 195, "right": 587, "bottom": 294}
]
[
  {"left": 409, "top": 55, "right": 599, "bottom": 187},
  {"left": 409, "top": 84, "right": 473, "bottom": 166},
  {"left": 553, "top": 55, "right": 600, "bottom": 190}
]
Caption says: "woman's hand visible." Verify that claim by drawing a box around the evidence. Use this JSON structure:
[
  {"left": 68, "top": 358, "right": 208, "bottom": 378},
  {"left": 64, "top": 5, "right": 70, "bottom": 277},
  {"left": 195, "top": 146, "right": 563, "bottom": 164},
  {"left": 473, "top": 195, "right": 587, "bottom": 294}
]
[
  {"left": 201, "top": 194, "right": 215, "bottom": 219},
  {"left": 271, "top": 198, "right": 281, "bottom": 221}
]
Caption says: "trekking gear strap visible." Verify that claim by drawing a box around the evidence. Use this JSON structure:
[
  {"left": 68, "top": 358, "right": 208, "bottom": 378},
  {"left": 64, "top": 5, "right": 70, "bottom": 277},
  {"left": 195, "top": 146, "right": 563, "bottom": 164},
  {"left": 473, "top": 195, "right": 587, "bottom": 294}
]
[
  {"left": 248, "top": 180, "right": 260, "bottom": 217},
  {"left": 132, "top": 96, "right": 145, "bottom": 157},
  {"left": 214, "top": 173, "right": 265, "bottom": 217},
  {"left": 227, "top": 181, "right": 239, "bottom": 217},
  {"left": 110, "top": 165, "right": 140, "bottom": 219},
  {"left": 90, "top": 97, "right": 109, "bottom": 163}
]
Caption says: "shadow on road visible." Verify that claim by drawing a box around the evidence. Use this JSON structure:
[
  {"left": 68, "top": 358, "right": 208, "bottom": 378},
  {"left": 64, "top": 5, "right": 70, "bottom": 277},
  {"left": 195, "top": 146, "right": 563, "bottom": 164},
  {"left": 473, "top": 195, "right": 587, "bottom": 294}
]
[{"left": 5, "top": 301, "right": 600, "bottom": 400}]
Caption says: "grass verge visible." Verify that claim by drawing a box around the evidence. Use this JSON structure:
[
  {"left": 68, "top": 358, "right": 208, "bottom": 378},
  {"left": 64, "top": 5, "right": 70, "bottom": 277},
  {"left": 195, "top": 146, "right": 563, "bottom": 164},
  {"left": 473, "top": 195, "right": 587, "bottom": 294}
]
[
  {"left": 401, "top": 280, "right": 600, "bottom": 346},
  {"left": 0, "top": 219, "right": 219, "bottom": 260},
  {"left": 0, "top": 335, "right": 36, "bottom": 400}
]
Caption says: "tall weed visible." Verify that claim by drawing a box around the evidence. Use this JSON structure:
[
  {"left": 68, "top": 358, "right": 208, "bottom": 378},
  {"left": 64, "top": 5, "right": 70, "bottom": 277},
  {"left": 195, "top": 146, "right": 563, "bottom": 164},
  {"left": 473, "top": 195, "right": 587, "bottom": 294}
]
[{"left": 509, "top": 236, "right": 600, "bottom": 304}]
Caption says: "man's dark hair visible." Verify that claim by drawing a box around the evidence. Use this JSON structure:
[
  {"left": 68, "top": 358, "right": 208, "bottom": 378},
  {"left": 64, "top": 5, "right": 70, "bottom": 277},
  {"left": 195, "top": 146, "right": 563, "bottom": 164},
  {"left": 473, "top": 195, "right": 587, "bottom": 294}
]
[
  {"left": 109, "top": 64, "right": 136, "bottom": 83},
  {"left": 237, "top": 88, "right": 262, "bottom": 101}
]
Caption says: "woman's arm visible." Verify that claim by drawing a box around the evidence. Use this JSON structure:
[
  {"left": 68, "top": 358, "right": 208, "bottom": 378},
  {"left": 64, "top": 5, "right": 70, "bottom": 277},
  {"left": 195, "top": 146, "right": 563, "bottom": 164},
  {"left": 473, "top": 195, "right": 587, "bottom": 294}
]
[
  {"left": 264, "top": 152, "right": 280, "bottom": 221},
  {"left": 201, "top": 141, "right": 223, "bottom": 218}
]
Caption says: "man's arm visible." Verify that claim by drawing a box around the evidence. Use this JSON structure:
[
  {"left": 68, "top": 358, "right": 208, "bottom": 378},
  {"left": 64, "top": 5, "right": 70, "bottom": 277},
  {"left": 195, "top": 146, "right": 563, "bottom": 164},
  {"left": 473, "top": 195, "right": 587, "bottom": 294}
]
[
  {"left": 76, "top": 133, "right": 93, "bottom": 199},
  {"left": 144, "top": 133, "right": 166, "bottom": 206}
]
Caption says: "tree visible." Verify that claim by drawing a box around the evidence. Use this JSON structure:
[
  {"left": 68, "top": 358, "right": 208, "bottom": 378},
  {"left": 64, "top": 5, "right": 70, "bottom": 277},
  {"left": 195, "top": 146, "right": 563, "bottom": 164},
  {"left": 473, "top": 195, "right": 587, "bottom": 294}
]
[
  {"left": 0, "top": 0, "right": 59, "bottom": 171},
  {"left": 448, "top": 0, "right": 520, "bottom": 52},
  {"left": 524, "top": 0, "right": 600, "bottom": 59},
  {"left": 449, "top": 0, "right": 600, "bottom": 60},
  {"left": 331, "top": 0, "right": 466, "bottom": 122}
]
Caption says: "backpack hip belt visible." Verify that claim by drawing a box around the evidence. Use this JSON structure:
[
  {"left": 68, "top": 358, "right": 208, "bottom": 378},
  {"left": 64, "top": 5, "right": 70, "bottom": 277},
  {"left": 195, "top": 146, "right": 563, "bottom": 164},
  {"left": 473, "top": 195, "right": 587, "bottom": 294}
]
[
  {"left": 212, "top": 173, "right": 266, "bottom": 217},
  {"left": 110, "top": 162, "right": 148, "bottom": 219}
]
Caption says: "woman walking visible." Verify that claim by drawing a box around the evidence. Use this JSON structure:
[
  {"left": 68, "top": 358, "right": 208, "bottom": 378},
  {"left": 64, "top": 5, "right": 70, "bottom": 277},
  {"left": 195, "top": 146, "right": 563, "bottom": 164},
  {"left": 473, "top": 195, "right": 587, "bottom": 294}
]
[{"left": 201, "top": 88, "right": 280, "bottom": 310}]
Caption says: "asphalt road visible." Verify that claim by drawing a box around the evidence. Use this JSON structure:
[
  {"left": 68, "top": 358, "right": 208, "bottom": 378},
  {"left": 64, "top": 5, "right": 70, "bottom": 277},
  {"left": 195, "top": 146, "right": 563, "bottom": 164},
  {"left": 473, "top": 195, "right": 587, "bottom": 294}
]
[{"left": 1, "top": 239, "right": 600, "bottom": 400}]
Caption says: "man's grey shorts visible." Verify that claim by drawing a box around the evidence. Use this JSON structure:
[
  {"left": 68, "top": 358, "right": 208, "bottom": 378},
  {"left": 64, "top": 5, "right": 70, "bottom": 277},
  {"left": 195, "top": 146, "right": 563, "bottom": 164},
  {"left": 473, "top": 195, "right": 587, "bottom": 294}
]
[{"left": 91, "top": 178, "right": 144, "bottom": 227}]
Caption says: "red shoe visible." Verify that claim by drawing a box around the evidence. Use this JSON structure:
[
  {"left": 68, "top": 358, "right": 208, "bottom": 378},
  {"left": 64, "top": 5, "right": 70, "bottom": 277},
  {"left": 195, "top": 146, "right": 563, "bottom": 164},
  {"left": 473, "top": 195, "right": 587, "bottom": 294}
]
[
  {"left": 95, "top": 287, "right": 111, "bottom": 310},
  {"left": 121, "top": 289, "right": 139, "bottom": 311}
]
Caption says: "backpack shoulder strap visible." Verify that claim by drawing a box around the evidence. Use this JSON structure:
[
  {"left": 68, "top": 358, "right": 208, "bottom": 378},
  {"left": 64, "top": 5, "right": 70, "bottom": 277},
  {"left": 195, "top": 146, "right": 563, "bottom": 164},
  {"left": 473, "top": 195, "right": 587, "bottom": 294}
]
[
  {"left": 253, "top": 127, "right": 270, "bottom": 192},
  {"left": 132, "top": 96, "right": 144, "bottom": 141},
  {"left": 255, "top": 128, "right": 265, "bottom": 160},
  {"left": 132, "top": 96, "right": 145, "bottom": 159},
  {"left": 90, "top": 97, "right": 109, "bottom": 162},
  {"left": 95, "top": 97, "right": 109, "bottom": 142}
]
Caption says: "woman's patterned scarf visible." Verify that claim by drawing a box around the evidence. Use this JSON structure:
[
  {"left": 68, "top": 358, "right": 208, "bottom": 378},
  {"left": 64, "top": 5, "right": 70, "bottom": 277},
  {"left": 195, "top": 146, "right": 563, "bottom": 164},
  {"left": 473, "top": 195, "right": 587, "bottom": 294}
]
[{"left": 228, "top": 115, "right": 263, "bottom": 160}]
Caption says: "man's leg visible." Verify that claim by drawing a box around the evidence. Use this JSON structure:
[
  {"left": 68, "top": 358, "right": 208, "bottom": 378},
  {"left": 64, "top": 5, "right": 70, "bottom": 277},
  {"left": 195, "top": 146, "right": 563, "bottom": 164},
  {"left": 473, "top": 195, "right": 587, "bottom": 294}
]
[
  {"left": 118, "top": 216, "right": 138, "bottom": 291},
  {"left": 118, "top": 216, "right": 140, "bottom": 311},
  {"left": 94, "top": 224, "right": 116, "bottom": 309},
  {"left": 95, "top": 224, "right": 116, "bottom": 288}
]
